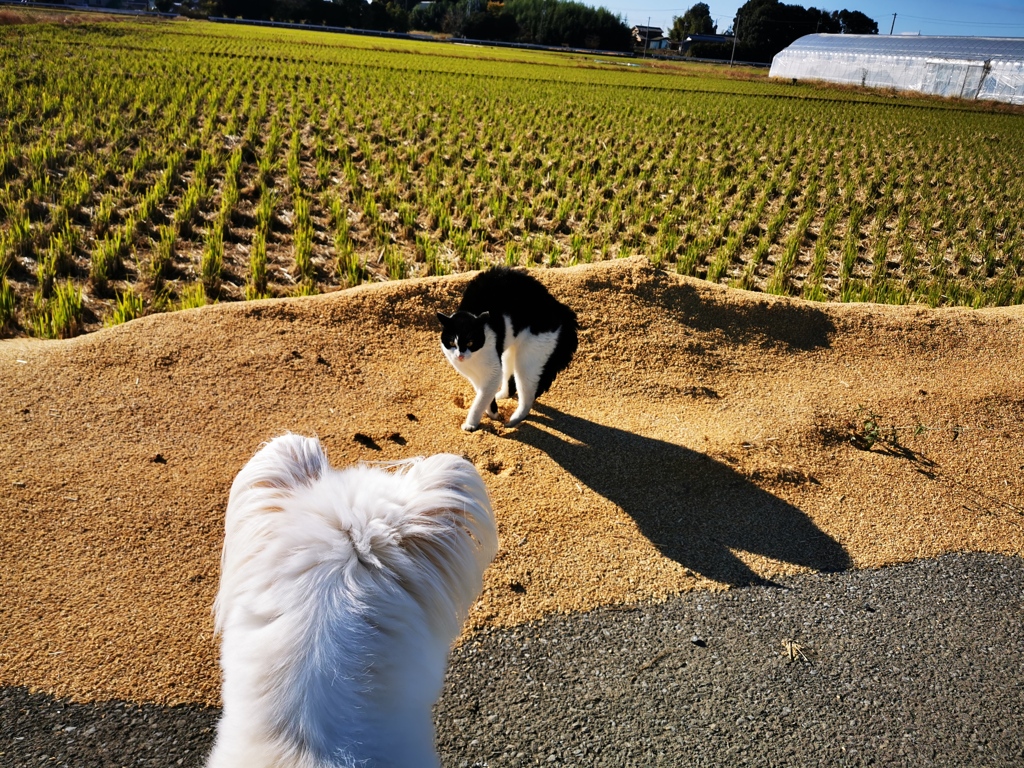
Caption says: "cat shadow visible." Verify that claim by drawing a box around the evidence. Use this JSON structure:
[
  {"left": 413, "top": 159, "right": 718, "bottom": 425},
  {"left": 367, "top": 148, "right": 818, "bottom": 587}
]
[{"left": 514, "top": 406, "right": 851, "bottom": 587}]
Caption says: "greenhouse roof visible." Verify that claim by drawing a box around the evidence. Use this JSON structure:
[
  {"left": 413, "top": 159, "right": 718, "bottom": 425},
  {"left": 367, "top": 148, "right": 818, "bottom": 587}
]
[{"left": 784, "top": 34, "right": 1024, "bottom": 62}]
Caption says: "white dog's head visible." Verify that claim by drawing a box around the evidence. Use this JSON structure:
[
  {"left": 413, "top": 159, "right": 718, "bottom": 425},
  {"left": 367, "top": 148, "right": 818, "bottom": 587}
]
[{"left": 206, "top": 434, "right": 498, "bottom": 768}]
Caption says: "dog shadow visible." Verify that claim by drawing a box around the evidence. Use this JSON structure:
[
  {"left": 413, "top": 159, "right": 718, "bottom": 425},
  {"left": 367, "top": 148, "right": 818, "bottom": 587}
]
[{"left": 515, "top": 406, "right": 851, "bottom": 587}]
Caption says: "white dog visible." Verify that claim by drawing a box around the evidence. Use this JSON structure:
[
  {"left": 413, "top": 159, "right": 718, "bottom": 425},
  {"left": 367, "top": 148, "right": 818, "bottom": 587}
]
[{"left": 206, "top": 434, "right": 498, "bottom": 768}]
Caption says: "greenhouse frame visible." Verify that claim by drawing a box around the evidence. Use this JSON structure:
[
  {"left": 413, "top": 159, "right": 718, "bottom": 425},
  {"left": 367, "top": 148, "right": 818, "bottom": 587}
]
[{"left": 769, "top": 34, "right": 1024, "bottom": 105}]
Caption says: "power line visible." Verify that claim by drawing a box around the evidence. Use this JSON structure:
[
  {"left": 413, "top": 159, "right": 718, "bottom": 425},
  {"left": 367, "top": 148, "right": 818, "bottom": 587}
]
[
  {"left": 601, "top": 4, "right": 742, "bottom": 18},
  {"left": 610, "top": 8, "right": 1024, "bottom": 36},
  {"left": 897, "top": 13, "right": 1024, "bottom": 28}
]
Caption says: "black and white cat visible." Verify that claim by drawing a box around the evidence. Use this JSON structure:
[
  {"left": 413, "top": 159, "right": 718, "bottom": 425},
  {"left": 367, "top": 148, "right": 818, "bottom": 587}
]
[{"left": 437, "top": 267, "right": 578, "bottom": 431}]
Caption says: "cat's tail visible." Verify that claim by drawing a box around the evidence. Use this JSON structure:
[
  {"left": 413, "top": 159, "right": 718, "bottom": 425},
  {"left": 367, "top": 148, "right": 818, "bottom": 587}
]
[{"left": 536, "top": 307, "right": 578, "bottom": 398}]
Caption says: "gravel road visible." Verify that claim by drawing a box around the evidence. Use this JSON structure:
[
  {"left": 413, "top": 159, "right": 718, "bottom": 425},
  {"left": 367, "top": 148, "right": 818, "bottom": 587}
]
[{"left": 4, "top": 552, "right": 1022, "bottom": 767}]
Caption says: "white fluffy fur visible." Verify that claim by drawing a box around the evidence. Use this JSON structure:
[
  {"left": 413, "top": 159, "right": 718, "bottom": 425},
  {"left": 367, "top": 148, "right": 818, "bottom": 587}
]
[
  {"left": 441, "top": 315, "right": 561, "bottom": 431},
  {"left": 206, "top": 434, "right": 498, "bottom": 768}
]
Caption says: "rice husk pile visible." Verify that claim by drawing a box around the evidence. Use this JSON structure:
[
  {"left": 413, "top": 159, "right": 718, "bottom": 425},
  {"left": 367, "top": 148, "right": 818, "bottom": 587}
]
[{"left": 2, "top": 257, "right": 1022, "bottom": 706}]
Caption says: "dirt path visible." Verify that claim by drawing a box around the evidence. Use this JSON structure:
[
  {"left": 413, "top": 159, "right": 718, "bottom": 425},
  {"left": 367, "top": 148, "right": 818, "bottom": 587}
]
[{"left": 2, "top": 257, "right": 1022, "bottom": 706}]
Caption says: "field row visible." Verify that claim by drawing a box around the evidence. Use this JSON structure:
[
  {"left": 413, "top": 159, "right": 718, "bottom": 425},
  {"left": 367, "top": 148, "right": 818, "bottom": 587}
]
[{"left": 2, "top": 18, "right": 1023, "bottom": 337}]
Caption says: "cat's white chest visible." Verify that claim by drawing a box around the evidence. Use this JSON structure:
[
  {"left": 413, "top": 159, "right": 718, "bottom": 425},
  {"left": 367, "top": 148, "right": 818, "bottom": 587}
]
[{"left": 442, "top": 325, "right": 500, "bottom": 386}]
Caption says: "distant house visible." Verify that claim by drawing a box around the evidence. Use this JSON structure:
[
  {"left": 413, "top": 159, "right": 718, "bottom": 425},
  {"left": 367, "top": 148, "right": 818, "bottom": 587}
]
[
  {"left": 80, "top": 0, "right": 146, "bottom": 7},
  {"left": 78, "top": 0, "right": 157, "bottom": 8},
  {"left": 631, "top": 25, "right": 665, "bottom": 49},
  {"left": 677, "top": 33, "right": 734, "bottom": 54}
]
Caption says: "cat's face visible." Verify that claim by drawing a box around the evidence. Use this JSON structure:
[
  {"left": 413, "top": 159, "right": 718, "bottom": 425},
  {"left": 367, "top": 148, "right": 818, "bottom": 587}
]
[{"left": 437, "top": 311, "right": 490, "bottom": 364}]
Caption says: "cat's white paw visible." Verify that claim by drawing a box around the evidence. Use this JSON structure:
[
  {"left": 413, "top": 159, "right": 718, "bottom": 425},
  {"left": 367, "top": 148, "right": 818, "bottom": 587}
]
[
  {"left": 461, "top": 421, "right": 480, "bottom": 432},
  {"left": 505, "top": 414, "right": 525, "bottom": 429}
]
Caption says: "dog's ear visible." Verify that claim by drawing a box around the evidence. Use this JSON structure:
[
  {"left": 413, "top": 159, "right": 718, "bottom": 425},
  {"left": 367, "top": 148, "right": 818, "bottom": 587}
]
[
  {"left": 436, "top": 312, "right": 452, "bottom": 326},
  {"left": 386, "top": 454, "right": 498, "bottom": 632},
  {"left": 241, "top": 434, "right": 328, "bottom": 492}
]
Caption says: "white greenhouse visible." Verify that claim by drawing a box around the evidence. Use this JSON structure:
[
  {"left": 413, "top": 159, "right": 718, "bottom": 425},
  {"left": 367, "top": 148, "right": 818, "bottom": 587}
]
[{"left": 769, "top": 34, "right": 1024, "bottom": 105}]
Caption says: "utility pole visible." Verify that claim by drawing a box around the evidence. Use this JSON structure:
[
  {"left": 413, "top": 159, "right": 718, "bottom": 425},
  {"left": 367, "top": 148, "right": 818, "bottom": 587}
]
[
  {"left": 643, "top": 16, "right": 650, "bottom": 59},
  {"left": 890, "top": 13, "right": 896, "bottom": 35},
  {"left": 730, "top": 14, "right": 739, "bottom": 66}
]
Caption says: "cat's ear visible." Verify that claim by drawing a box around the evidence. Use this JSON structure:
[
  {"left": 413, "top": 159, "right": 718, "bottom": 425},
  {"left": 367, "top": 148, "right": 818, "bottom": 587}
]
[
  {"left": 436, "top": 312, "right": 452, "bottom": 326},
  {"left": 477, "top": 311, "right": 490, "bottom": 323}
]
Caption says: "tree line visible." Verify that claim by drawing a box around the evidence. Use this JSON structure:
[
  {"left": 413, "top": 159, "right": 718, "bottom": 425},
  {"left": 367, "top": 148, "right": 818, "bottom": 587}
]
[
  {"left": 170, "top": 0, "right": 875, "bottom": 60},
  {"left": 199, "top": 0, "right": 632, "bottom": 51},
  {"left": 670, "top": 0, "right": 878, "bottom": 63}
]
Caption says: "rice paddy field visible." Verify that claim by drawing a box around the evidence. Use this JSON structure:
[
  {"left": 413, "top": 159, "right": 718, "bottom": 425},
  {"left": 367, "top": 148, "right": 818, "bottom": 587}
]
[{"left": 2, "top": 12, "right": 1024, "bottom": 338}]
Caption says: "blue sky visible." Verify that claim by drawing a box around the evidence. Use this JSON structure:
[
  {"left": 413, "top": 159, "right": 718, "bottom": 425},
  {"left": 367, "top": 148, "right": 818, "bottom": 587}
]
[{"left": 595, "top": 1, "right": 1024, "bottom": 39}]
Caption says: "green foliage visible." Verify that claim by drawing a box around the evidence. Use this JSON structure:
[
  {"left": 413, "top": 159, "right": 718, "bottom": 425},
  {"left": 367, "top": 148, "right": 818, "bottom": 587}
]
[
  {"left": 384, "top": 247, "right": 409, "bottom": 281},
  {"left": 409, "top": 0, "right": 632, "bottom": 50},
  {"left": 178, "top": 283, "right": 208, "bottom": 310},
  {"left": 0, "top": 17, "right": 1019, "bottom": 340},
  {"left": 0, "top": 274, "right": 16, "bottom": 333},
  {"left": 219, "top": 147, "right": 243, "bottom": 228},
  {"left": 847, "top": 406, "right": 939, "bottom": 458},
  {"left": 246, "top": 231, "right": 269, "bottom": 300},
  {"left": 90, "top": 232, "right": 126, "bottom": 290},
  {"left": 148, "top": 225, "right": 176, "bottom": 287},
  {"left": 670, "top": 3, "right": 717, "bottom": 41},
  {"left": 45, "top": 223, "right": 80, "bottom": 278},
  {"left": 200, "top": 226, "right": 223, "bottom": 296},
  {"left": 5, "top": 207, "right": 35, "bottom": 265},
  {"left": 292, "top": 191, "right": 315, "bottom": 290},
  {"left": 851, "top": 406, "right": 882, "bottom": 450},
  {"left": 36, "top": 249, "right": 57, "bottom": 299},
  {"left": 336, "top": 245, "right": 366, "bottom": 287},
  {"left": 0, "top": 232, "right": 14, "bottom": 278},
  {"left": 106, "top": 286, "right": 145, "bottom": 327},
  {"left": 732, "top": 0, "right": 878, "bottom": 63},
  {"left": 462, "top": 4, "right": 521, "bottom": 43},
  {"left": 30, "top": 280, "right": 83, "bottom": 339},
  {"left": 93, "top": 193, "right": 114, "bottom": 237},
  {"left": 218, "top": 0, "right": 409, "bottom": 33},
  {"left": 255, "top": 186, "right": 278, "bottom": 238}
]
